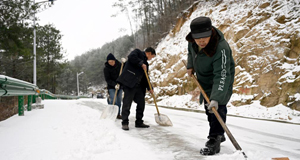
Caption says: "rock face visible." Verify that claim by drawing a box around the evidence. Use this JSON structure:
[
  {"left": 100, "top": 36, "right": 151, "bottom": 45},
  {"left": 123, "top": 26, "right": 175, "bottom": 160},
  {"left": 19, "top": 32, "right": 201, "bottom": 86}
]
[{"left": 149, "top": 0, "right": 300, "bottom": 110}]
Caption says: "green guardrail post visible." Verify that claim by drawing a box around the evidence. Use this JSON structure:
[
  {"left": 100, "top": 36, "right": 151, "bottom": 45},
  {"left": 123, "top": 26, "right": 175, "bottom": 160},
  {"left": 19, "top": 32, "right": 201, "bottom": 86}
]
[
  {"left": 18, "top": 96, "right": 24, "bottom": 116},
  {"left": 27, "top": 95, "right": 32, "bottom": 111}
]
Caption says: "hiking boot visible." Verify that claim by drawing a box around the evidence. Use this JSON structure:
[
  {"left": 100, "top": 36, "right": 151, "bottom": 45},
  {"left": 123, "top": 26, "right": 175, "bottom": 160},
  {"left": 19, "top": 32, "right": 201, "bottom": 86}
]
[
  {"left": 116, "top": 115, "right": 122, "bottom": 119},
  {"left": 135, "top": 123, "right": 150, "bottom": 128},
  {"left": 122, "top": 124, "right": 129, "bottom": 131},
  {"left": 201, "top": 135, "right": 222, "bottom": 155}
]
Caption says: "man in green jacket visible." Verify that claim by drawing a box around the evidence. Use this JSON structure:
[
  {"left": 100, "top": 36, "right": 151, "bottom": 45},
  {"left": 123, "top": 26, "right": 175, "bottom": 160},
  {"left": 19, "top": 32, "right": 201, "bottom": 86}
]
[{"left": 186, "top": 16, "right": 235, "bottom": 155}]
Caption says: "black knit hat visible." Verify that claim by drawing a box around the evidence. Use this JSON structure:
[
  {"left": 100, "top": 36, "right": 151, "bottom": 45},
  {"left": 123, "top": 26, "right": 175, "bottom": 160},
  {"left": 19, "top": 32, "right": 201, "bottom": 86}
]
[
  {"left": 190, "top": 16, "right": 212, "bottom": 39},
  {"left": 106, "top": 53, "right": 116, "bottom": 61}
]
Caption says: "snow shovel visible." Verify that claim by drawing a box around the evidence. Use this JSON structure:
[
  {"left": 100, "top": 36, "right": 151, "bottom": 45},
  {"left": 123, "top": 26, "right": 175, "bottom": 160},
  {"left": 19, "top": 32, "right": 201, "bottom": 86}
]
[
  {"left": 144, "top": 70, "right": 173, "bottom": 126},
  {"left": 182, "top": 60, "right": 247, "bottom": 158},
  {"left": 100, "top": 62, "right": 124, "bottom": 120}
]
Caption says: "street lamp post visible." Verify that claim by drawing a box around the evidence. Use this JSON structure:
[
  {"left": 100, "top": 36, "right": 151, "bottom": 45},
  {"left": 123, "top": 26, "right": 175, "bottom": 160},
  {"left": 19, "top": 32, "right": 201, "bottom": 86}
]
[
  {"left": 77, "top": 72, "right": 84, "bottom": 96},
  {"left": 33, "top": 0, "right": 54, "bottom": 85}
]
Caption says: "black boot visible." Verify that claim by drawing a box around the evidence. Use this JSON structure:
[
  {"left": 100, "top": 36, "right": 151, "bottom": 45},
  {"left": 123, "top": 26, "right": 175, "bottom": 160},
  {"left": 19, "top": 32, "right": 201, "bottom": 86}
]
[
  {"left": 200, "top": 135, "right": 222, "bottom": 155},
  {"left": 116, "top": 115, "right": 122, "bottom": 119},
  {"left": 122, "top": 124, "right": 129, "bottom": 131},
  {"left": 220, "top": 134, "right": 226, "bottom": 143},
  {"left": 135, "top": 123, "right": 150, "bottom": 128}
]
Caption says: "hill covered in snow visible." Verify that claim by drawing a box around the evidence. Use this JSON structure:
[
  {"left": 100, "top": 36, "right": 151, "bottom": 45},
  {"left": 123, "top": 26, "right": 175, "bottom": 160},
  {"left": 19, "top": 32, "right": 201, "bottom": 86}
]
[{"left": 146, "top": 0, "right": 300, "bottom": 121}]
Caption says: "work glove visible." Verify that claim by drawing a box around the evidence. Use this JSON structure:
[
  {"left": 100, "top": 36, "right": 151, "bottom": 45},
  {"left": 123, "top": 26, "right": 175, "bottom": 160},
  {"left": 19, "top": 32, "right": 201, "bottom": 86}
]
[
  {"left": 121, "top": 58, "right": 126, "bottom": 63},
  {"left": 207, "top": 100, "right": 218, "bottom": 114},
  {"left": 115, "top": 84, "right": 120, "bottom": 90}
]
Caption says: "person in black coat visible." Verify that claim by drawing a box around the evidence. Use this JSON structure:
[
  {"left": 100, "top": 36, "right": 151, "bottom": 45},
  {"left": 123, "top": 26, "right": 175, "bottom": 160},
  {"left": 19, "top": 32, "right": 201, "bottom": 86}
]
[
  {"left": 104, "top": 53, "right": 124, "bottom": 119},
  {"left": 117, "top": 47, "right": 156, "bottom": 130}
]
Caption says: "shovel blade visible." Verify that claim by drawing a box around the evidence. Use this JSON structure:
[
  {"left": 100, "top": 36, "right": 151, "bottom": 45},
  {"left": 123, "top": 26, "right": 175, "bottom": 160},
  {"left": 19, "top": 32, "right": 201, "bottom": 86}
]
[
  {"left": 154, "top": 113, "right": 173, "bottom": 126},
  {"left": 100, "top": 105, "right": 119, "bottom": 120}
]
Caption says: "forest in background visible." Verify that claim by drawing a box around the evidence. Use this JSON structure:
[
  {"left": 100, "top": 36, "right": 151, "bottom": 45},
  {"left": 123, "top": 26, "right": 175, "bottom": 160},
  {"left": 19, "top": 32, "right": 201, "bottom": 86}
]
[{"left": 0, "top": 0, "right": 199, "bottom": 95}]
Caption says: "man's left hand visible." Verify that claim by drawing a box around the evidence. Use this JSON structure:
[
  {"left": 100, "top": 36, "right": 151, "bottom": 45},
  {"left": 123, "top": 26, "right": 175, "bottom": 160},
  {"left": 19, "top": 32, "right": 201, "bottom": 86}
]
[
  {"left": 121, "top": 58, "right": 126, "bottom": 63},
  {"left": 115, "top": 84, "right": 120, "bottom": 90},
  {"left": 207, "top": 100, "right": 218, "bottom": 113}
]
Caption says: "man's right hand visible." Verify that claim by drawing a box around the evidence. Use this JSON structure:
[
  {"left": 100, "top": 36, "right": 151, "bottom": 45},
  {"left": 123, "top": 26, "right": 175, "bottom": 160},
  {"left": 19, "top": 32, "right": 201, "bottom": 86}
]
[
  {"left": 149, "top": 89, "right": 154, "bottom": 94},
  {"left": 142, "top": 64, "right": 147, "bottom": 71},
  {"left": 187, "top": 68, "right": 194, "bottom": 77}
]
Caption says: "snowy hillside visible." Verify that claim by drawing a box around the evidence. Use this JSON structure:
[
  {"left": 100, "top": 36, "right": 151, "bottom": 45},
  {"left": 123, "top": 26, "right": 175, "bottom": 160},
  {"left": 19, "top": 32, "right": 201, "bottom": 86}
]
[{"left": 147, "top": 0, "right": 300, "bottom": 123}]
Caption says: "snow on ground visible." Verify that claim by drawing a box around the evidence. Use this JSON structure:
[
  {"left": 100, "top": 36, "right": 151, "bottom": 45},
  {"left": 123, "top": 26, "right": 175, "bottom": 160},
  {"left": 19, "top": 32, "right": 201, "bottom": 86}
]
[
  {"left": 1, "top": 98, "right": 300, "bottom": 160},
  {"left": 0, "top": 99, "right": 165, "bottom": 160}
]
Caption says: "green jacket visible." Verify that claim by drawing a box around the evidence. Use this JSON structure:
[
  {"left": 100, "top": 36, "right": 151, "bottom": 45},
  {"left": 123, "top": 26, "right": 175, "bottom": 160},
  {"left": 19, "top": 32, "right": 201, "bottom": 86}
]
[{"left": 186, "top": 27, "right": 235, "bottom": 105}]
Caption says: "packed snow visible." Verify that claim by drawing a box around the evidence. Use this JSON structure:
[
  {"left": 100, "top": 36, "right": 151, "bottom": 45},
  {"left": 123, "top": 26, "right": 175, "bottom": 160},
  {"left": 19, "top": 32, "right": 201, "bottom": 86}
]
[{"left": 0, "top": 98, "right": 299, "bottom": 160}]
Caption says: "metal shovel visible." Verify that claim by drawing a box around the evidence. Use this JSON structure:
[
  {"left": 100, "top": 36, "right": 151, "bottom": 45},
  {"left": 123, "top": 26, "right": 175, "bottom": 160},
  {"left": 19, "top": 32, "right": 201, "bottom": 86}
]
[
  {"left": 100, "top": 62, "right": 124, "bottom": 120},
  {"left": 144, "top": 70, "right": 173, "bottom": 126}
]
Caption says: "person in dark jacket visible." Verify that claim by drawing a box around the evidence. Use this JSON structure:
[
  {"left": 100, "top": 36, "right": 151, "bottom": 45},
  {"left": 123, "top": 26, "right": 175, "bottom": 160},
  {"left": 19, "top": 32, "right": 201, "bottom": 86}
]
[
  {"left": 185, "top": 16, "right": 235, "bottom": 155},
  {"left": 117, "top": 47, "right": 156, "bottom": 131},
  {"left": 104, "top": 53, "right": 124, "bottom": 119}
]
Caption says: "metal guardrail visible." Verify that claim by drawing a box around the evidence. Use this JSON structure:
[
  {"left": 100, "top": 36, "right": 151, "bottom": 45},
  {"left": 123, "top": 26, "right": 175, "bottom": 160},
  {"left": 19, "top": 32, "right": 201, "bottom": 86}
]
[
  {"left": 39, "top": 89, "right": 82, "bottom": 100},
  {"left": 0, "top": 75, "right": 89, "bottom": 117},
  {"left": 0, "top": 75, "right": 39, "bottom": 115},
  {"left": 0, "top": 75, "right": 38, "bottom": 96},
  {"left": 0, "top": 75, "right": 84, "bottom": 99}
]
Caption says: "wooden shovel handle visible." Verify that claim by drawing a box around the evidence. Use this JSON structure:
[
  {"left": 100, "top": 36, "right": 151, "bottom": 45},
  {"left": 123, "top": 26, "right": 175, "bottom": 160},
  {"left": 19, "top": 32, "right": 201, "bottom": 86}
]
[
  {"left": 144, "top": 69, "right": 160, "bottom": 115},
  {"left": 112, "top": 62, "right": 124, "bottom": 105}
]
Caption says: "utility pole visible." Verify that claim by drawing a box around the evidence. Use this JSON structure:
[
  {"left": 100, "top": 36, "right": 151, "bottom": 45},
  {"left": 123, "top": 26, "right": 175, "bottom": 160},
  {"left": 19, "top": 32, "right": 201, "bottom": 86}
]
[
  {"left": 77, "top": 72, "right": 84, "bottom": 96},
  {"left": 33, "top": 0, "right": 55, "bottom": 85}
]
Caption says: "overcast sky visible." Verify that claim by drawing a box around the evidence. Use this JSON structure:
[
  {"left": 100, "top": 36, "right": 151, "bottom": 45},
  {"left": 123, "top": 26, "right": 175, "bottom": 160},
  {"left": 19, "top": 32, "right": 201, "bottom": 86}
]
[{"left": 36, "top": 0, "right": 131, "bottom": 61}]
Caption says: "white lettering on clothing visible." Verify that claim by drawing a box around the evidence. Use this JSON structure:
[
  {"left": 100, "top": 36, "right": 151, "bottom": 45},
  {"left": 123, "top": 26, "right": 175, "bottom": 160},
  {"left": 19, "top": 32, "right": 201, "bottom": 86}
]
[{"left": 218, "top": 49, "right": 227, "bottom": 91}]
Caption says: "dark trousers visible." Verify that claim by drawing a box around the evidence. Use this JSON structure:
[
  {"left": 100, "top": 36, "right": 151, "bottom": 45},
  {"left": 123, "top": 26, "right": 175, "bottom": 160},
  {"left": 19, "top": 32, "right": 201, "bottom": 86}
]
[
  {"left": 204, "top": 100, "right": 227, "bottom": 138},
  {"left": 121, "top": 85, "right": 146, "bottom": 125}
]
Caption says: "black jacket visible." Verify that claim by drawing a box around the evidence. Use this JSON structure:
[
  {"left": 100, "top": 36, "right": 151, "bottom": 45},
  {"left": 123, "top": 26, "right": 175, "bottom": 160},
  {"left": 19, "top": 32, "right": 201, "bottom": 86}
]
[
  {"left": 104, "top": 60, "right": 123, "bottom": 89},
  {"left": 117, "top": 49, "right": 150, "bottom": 91}
]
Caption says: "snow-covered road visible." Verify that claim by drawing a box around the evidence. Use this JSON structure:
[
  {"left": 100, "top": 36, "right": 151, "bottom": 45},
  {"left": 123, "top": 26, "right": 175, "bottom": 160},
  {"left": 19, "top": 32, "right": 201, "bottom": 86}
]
[{"left": 0, "top": 99, "right": 299, "bottom": 160}]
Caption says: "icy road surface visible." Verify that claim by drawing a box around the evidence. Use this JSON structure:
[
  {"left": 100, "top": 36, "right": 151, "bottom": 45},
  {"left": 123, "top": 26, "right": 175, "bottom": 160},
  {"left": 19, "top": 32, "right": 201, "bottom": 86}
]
[{"left": 0, "top": 98, "right": 299, "bottom": 160}]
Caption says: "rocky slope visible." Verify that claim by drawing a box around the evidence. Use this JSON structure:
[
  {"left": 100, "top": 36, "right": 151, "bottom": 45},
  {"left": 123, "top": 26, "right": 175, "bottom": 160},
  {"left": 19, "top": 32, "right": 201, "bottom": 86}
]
[{"left": 148, "top": 0, "right": 300, "bottom": 110}]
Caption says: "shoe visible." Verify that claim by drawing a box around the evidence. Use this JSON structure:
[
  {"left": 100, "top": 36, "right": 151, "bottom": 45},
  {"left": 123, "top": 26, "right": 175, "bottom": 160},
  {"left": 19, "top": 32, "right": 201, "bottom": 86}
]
[
  {"left": 122, "top": 124, "right": 129, "bottom": 131},
  {"left": 200, "top": 135, "right": 222, "bottom": 155},
  {"left": 135, "top": 123, "right": 150, "bottom": 128},
  {"left": 117, "top": 115, "right": 122, "bottom": 119}
]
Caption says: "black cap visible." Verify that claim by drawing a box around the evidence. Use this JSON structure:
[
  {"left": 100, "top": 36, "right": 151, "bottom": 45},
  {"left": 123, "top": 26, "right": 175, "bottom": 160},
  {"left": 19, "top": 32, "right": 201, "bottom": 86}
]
[
  {"left": 190, "top": 16, "right": 212, "bottom": 39},
  {"left": 106, "top": 53, "right": 116, "bottom": 61}
]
